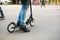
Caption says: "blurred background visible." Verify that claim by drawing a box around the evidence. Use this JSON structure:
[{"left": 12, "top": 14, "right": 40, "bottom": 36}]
[{"left": 0, "top": 0, "right": 60, "bottom": 5}]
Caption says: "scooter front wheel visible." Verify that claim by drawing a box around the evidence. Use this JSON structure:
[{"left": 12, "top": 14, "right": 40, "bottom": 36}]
[
  {"left": 30, "top": 18, "right": 35, "bottom": 27},
  {"left": 7, "top": 22, "right": 16, "bottom": 33}
]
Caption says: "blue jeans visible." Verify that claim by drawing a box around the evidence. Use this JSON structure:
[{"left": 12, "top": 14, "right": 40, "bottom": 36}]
[
  {"left": 0, "top": 7, "right": 4, "bottom": 18},
  {"left": 17, "top": 0, "right": 29, "bottom": 27}
]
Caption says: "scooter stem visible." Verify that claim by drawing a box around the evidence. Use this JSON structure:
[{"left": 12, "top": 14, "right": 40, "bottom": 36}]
[{"left": 30, "top": 0, "right": 33, "bottom": 18}]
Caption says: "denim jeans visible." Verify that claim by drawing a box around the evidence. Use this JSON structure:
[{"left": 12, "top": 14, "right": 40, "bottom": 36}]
[
  {"left": 0, "top": 7, "right": 4, "bottom": 18},
  {"left": 17, "top": 0, "right": 29, "bottom": 27}
]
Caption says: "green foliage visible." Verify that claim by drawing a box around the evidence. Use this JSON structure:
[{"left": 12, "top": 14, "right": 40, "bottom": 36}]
[{"left": 8, "top": 2, "right": 13, "bottom": 5}]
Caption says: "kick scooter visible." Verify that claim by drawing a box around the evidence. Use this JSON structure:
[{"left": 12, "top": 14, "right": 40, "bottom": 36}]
[{"left": 7, "top": 0, "right": 35, "bottom": 33}]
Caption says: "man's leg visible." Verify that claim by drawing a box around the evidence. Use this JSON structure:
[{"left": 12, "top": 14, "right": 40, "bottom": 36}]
[
  {"left": 0, "top": 8, "right": 5, "bottom": 20},
  {"left": 1, "top": 10, "right": 4, "bottom": 18},
  {"left": 17, "top": 0, "right": 29, "bottom": 26},
  {"left": 17, "top": 5, "right": 30, "bottom": 32}
]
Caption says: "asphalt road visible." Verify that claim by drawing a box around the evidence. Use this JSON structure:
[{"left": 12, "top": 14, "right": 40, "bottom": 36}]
[{"left": 0, "top": 5, "right": 60, "bottom": 40}]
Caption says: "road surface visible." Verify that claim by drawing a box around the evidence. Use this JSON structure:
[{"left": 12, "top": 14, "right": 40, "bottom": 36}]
[{"left": 0, "top": 5, "right": 60, "bottom": 40}]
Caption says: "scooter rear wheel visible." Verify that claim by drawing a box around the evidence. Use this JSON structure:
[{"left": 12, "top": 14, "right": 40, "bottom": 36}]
[{"left": 7, "top": 22, "right": 16, "bottom": 33}]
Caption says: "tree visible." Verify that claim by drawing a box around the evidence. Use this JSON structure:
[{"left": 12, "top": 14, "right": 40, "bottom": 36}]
[{"left": 11, "top": 0, "right": 19, "bottom": 4}]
